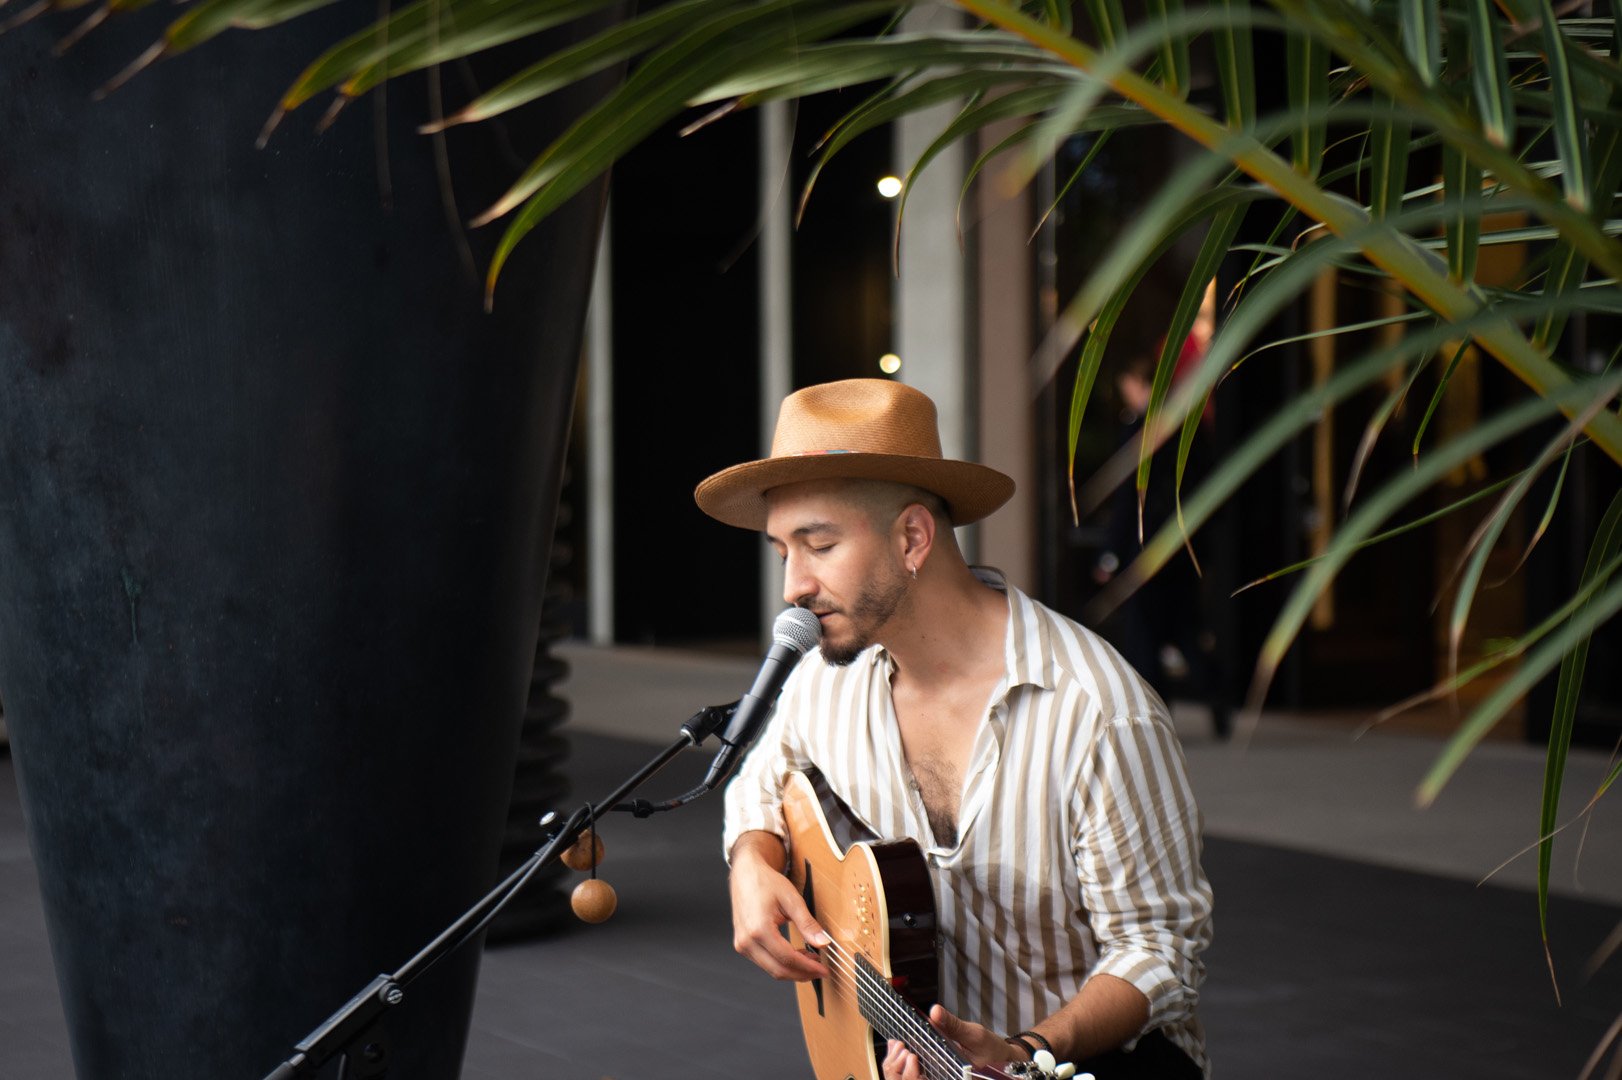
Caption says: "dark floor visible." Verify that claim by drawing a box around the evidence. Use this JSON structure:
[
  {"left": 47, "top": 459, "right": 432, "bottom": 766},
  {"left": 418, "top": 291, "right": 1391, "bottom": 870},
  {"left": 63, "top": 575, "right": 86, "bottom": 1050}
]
[{"left": 5, "top": 733, "right": 1622, "bottom": 1079}]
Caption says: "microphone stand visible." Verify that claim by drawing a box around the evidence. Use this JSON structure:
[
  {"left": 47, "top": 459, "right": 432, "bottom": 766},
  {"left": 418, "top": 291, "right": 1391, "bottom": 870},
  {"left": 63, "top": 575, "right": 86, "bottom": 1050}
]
[{"left": 260, "top": 700, "right": 739, "bottom": 1080}]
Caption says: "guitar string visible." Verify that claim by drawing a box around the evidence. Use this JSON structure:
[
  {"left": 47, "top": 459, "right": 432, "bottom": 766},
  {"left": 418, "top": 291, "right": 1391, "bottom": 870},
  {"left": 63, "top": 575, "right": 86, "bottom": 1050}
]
[
  {"left": 807, "top": 939, "right": 1018, "bottom": 1080},
  {"left": 815, "top": 940, "right": 973, "bottom": 1080},
  {"left": 801, "top": 938, "right": 961, "bottom": 1080},
  {"left": 807, "top": 943, "right": 959, "bottom": 1078},
  {"left": 831, "top": 945, "right": 1036, "bottom": 1080},
  {"left": 819, "top": 943, "right": 952, "bottom": 1062}
]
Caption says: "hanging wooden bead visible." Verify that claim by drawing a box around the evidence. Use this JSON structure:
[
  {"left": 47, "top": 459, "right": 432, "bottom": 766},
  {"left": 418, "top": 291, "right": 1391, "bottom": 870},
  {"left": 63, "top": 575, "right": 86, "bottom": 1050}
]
[
  {"left": 560, "top": 831, "right": 604, "bottom": 872},
  {"left": 570, "top": 878, "right": 617, "bottom": 923}
]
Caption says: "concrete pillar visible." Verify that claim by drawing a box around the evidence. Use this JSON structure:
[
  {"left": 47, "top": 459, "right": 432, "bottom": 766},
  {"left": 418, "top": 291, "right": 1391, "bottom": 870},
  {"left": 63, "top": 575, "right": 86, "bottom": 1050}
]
[
  {"left": 587, "top": 205, "right": 615, "bottom": 645},
  {"left": 759, "top": 100, "right": 794, "bottom": 638},
  {"left": 895, "top": 8, "right": 975, "bottom": 556}
]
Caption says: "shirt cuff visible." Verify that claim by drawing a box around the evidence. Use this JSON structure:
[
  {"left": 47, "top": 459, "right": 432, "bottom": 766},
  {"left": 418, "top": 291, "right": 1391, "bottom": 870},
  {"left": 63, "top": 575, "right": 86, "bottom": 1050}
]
[
  {"left": 720, "top": 800, "right": 786, "bottom": 864},
  {"left": 1085, "top": 947, "right": 1195, "bottom": 1036}
]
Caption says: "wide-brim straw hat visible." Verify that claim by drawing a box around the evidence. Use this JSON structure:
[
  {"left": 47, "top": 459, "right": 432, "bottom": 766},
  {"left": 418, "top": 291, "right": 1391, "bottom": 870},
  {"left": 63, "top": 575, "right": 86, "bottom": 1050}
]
[{"left": 695, "top": 379, "right": 1015, "bottom": 531}]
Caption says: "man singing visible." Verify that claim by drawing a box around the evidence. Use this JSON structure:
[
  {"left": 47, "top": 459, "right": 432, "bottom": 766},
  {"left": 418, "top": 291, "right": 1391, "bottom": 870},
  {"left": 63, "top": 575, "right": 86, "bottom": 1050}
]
[{"left": 697, "top": 379, "right": 1211, "bottom": 1079}]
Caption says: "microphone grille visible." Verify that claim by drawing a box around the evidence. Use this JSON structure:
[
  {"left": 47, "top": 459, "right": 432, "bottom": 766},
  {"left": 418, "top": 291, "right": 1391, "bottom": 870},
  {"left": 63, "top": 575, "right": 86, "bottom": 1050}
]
[{"left": 772, "top": 607, "right": 823, "bottom": 654}]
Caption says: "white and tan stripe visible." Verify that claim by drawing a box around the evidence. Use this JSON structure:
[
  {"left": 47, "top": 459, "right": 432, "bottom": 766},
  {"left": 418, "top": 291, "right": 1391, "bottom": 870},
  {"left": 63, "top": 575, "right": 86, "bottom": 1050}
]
[{"left": 723, "top": 570, "right": 1212, "bottom": 1074}]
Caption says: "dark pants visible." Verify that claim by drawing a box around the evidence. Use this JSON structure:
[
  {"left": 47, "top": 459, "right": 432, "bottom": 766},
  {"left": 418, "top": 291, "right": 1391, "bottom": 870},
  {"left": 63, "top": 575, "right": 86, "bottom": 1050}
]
[{"left": 1073, "top": 1028, "right": 1204, "bottom": 1079}]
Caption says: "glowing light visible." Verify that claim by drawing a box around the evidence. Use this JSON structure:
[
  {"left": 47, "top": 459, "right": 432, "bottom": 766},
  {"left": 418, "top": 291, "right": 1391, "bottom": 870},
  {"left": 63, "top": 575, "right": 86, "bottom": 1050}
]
[
  {"left": 876, "top": 176, "right": 903, "bottom": 199},
  {"left": 878, "top": 353, "right": 902, "bottom": 374}
]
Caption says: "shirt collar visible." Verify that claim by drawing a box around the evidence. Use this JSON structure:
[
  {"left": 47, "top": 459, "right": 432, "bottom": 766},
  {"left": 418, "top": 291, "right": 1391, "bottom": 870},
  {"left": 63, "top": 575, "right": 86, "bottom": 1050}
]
[
  {"left": 867, "top": 567, "right": 1057, "bottom": 692},
  {"left": 982, "top": 569, "right": 1057, "bottom": 693}
]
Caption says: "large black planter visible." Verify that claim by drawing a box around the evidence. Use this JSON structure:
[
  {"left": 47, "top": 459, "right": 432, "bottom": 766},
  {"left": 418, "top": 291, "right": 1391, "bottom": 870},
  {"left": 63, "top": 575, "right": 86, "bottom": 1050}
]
[{"left": 0, "top": 10, "right": 610, "bottom": 1078}]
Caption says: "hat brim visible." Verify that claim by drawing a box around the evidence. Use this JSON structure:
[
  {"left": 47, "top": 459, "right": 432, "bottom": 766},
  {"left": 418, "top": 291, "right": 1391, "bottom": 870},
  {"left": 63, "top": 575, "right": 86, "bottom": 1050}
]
[{"left": 695, "top": 453, "right": 1015, "bottom": 531}]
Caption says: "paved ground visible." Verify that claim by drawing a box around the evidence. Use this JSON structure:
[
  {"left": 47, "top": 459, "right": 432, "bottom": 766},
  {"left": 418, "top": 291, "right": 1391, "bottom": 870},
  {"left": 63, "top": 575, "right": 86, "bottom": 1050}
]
[
  {"left": 3, "top": 642, "right": 1621, "bottom": 1079},
  {"left": 555, "top": 643, "right": 1622, "bottom": 904}
]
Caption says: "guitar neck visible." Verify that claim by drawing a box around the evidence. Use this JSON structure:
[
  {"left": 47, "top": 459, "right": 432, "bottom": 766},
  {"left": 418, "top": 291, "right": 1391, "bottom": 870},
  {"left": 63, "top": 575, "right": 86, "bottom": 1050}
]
[
  {"left": 853, "top": 953, "right": 969, "bottom": 1074},
  {"left": 852, "top": 953, "right": 1053, "bottom": 1080}
]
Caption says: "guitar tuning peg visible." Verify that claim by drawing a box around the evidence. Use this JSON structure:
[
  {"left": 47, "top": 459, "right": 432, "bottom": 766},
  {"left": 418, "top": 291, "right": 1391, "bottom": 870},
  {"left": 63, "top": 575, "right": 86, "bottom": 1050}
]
[
  {"left": 570, "top": 878, "right": 617, "bottom": 923},
  {"left": 1034, "top": 1050, "right": 1056, "bottom": 1073},
  {"left": 1053, "top": 1063, "right": 1076, "bottom": 1079}
]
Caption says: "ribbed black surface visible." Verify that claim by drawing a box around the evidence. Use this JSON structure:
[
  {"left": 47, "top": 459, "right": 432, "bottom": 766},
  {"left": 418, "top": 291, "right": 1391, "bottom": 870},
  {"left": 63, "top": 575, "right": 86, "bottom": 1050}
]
[{"left": 487, "top": 594, "right": 576, "bottom": 944}]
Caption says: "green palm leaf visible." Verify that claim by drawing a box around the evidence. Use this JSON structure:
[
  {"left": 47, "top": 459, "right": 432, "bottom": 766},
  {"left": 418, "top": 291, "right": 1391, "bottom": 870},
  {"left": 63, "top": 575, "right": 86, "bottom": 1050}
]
[
  {"left": 1464, "top": 0, "right": 1515, "bottom": 149},
  {"left": 1413, "top": 336, "right": 1476, "bottom": 459},
  {"left": 1399, "top": 0, "right": 1442, "bottom": 86},
  {"left": 1078, "top": 0, "right": 1124, "bottom": 48},
  {"left": 1418, "top": 548, "right": 1622, "bottom": 807},
  {"left": 1442, "top": 389, "right": 1622, "bottom": 697},
  {"left": 956, "top": 0, "right": 1622, "bottom": 465},
  {"left": 1159, "top": 204, "right": 1247, "bottom": 554},
  {"left": 1270, "top": 0, "right": 1621, "bottom": 282},
  {"left": 479, "top": 0, "right": 902, "bottom": 294},
  {"left": 1066, "top": 184, "right": 1261, "bottom": 519},
  {"left": 278, "top": 0, "right": 609, "bottom": 111},
  {"left": 1212, "top": 0, "right": 1255, "bottom": 127},
  {"left": 1038, "top": 149, "right": 1242, "bottom": 386},
  {"left": 1534, "top": 102, "right": 1622, "bottom": 351},
  {"left": 1342, "top": 346, "right": 1430, "bottom": 512},
  {"left": 163, "top": 0, "right": 324, "bottom": 52},
  {"left": 1251, "top": 376, "right": 1613, "bottom": 722},
  {"left": 1239, "top": 467, "right": 1527, "bottom": 598},
  {"left": 1522, "top": 0, "right": 1592, "bottom": 211},
  {"left": 1088, "top": 284, "right": 1612, "bottom": 624},
  {"left": 1368, "top": 91, "right": 1414, "bottom": 220},
  {"left": 1442, "top": 141, "right": 1483, "bottom": 284},
  {"left": 1286, "top": 29, "right": 1328, "bottom": 178},
  {"left": 423, "top": 0, "right": 733, "bottom": 129},
  {"left": 1143, "top": 0, "right": 1190, "bottom": 98},
  {"left": 1535, "top": 488, "right": 1622, "bottom": 959}
]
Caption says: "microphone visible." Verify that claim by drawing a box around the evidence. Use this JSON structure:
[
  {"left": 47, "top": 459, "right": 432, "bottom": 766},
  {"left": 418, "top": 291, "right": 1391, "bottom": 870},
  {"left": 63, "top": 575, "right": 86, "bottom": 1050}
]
[{"left": 701, "top": 607, "right": 821, "bottom": 791}]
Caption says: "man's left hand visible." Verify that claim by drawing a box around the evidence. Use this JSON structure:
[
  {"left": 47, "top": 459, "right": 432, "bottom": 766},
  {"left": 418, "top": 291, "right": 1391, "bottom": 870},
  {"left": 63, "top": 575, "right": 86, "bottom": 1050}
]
[{"left": 880, "top": 1004, "right": 1025, "bottom": 1080}]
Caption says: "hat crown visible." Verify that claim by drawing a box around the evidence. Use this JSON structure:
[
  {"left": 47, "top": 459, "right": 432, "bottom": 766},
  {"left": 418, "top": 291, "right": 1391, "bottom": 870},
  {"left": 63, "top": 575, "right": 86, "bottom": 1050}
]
[
  {"left": 694, "top": 378, "right": 1014, "bottom": 531},
  {"left": 770, "top": 379, "right": 943, "bottom": 459}
]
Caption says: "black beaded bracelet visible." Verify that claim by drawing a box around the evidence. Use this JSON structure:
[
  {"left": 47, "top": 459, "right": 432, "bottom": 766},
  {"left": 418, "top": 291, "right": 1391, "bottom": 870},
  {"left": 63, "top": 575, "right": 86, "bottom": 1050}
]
[
  {"left": 1004, "top": 1034, "right": 1037, "bottom": 1061},
  {"left": 1016, "top": 1030, "right": 1054, "bottom": 1056}
]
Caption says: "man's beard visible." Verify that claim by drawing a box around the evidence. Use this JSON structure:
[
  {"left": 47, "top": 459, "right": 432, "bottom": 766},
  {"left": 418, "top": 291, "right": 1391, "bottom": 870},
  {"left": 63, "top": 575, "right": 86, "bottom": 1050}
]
[{"left": 818, "top": 570, "right": 910, "bottom": 666}]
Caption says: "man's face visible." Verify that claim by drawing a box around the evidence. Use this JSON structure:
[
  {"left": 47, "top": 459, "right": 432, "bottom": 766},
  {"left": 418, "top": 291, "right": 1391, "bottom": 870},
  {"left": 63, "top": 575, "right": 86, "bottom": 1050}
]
[{"left": 765, "top": 480, "right": 910, "bottom": 666}]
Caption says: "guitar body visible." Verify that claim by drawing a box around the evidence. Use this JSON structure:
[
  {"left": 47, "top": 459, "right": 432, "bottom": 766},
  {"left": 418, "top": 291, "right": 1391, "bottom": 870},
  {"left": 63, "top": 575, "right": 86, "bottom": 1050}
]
[{"left": 781, "top": 771, "right": 943, "bottom": 1080}]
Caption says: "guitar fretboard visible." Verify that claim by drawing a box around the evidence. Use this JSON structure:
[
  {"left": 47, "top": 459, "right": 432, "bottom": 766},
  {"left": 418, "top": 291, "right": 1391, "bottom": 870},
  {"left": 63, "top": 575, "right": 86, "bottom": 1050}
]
[{"left": 853, "top": 952, "right": 969, "bottom": 1076}]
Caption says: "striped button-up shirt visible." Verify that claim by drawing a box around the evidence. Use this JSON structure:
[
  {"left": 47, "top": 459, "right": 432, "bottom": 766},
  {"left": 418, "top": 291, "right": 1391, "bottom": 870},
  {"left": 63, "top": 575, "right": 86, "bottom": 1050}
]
[{"left": 723, "top": 570, "right": 1212, "bottom": 1073}]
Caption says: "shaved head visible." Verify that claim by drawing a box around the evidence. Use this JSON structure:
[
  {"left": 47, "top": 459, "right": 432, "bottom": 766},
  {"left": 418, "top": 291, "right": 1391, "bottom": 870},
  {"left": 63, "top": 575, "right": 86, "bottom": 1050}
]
[{"left": 841, "top": 480, "right": 951, "bottom": 533}]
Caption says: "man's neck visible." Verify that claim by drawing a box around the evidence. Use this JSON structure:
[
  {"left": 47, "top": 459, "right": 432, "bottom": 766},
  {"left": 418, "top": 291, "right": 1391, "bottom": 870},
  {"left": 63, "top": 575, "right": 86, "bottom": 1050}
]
[{"left": 879, "top": 562, "right": 1008, "bottom": 689}]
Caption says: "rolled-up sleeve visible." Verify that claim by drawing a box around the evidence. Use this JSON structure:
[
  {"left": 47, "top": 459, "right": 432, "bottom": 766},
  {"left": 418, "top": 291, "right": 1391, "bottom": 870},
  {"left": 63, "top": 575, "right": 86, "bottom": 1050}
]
[
  {"left": 1074, "top": 714, "right": 1211, "bottom": 1033},
  {"left": 720, "top": 669, "right": 813, "bottom": 861}
]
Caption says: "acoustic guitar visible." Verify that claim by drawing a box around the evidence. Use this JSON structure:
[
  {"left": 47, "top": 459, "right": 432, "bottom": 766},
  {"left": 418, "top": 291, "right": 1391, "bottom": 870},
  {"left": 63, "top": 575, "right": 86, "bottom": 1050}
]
[{"left": 780, "top": 771, "right": 1081, "bottom": 1080}]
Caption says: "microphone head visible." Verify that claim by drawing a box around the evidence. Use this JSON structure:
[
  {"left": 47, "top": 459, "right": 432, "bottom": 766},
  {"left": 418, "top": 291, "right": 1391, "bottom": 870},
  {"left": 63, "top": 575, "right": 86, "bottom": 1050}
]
[{"left": 773, "top": 607, "right": 822, "bottom": 655}]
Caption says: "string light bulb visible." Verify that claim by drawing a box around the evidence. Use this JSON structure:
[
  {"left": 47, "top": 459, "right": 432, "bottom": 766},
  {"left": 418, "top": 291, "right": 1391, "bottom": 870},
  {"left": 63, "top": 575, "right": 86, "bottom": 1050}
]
[
  {"left": 876, "top": 176, "right": 903, "bottom": 199},
  {"left": 879, "top": 353, "right": 902, "bottom": 374}
]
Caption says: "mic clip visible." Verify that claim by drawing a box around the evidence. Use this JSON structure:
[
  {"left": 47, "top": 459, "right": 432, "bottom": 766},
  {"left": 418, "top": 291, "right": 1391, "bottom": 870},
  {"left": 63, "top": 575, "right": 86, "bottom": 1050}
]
[{"left": 678, "top": 700, "right": 740, "bottom": 746}]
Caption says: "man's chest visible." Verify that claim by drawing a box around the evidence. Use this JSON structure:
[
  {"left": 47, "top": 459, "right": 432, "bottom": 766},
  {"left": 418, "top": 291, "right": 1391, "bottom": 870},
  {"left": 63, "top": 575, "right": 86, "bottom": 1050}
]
[{"left": 890, "top": 681, "right": 1003, "bottom": 848}]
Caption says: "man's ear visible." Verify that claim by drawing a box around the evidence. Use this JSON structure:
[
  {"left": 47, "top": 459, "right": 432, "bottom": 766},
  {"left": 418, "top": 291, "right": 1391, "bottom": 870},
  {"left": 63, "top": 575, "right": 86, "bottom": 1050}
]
[{"left": 896, "top": 503, "right": 936, "bottom": 571}]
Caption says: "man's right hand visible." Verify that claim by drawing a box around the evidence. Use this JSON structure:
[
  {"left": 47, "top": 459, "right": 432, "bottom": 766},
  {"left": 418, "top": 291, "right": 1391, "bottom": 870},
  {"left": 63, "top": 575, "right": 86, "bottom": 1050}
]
[{"left": 728, "top": 830, "right": 832, "bottom": 982}]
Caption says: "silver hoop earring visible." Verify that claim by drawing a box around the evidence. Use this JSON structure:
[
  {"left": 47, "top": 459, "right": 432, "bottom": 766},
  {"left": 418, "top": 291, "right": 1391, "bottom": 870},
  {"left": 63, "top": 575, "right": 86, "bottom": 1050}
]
[{"left": 909, "top": 565, "right": 918, "bottom": 580}]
